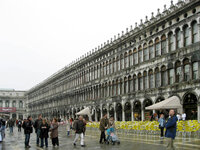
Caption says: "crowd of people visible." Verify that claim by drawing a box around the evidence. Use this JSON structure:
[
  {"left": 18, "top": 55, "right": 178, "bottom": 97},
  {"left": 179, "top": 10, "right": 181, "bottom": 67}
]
[{"left": 0, "top": 109, "right": 189, "bottom": 149}]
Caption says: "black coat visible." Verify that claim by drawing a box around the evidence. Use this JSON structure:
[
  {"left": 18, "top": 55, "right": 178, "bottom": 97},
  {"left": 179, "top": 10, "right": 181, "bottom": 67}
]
[
  {"left": 74, "top": 120, "right": 85, "bottom": 134},
  {"left": 23, "top": 120, "right": 33, "bottom": 134},
  {"left": 40, "top": 123, "right": 49, "bottom": 138}
]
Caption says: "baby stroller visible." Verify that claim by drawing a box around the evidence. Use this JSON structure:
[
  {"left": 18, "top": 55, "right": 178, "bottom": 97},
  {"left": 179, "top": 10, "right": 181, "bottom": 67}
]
[{"left": 106, "top": 128, "right": 120, "bottom": 145}]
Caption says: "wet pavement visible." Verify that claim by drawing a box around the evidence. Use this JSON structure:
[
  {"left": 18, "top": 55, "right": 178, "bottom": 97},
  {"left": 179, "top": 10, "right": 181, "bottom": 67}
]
[{"left": 0, "top": 126, "right": 200, "bottom": 150}]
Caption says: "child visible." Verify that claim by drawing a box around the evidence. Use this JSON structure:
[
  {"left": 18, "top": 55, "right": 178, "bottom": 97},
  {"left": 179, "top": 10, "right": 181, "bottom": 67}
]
[{"left": 66, "top": 119, "right": 70, "bottom": 136}]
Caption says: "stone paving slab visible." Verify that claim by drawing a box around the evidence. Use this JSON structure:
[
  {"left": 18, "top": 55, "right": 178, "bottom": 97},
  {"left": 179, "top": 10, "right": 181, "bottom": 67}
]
[{"left": 0, "top": 126, "right": 199, "bottom": 150}]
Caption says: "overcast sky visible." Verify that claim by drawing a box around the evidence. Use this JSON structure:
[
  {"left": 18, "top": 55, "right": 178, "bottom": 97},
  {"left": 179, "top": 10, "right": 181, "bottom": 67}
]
[{"left": 0, "top": 0, "right": 177, "bottom": 91}]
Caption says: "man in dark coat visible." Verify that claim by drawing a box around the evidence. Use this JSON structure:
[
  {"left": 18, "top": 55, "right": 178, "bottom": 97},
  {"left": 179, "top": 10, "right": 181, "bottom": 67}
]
[
  {"left": 22, "top": 116, "right": 33, "bottom": 148},
  {"left": 6, "top": 118, "right": 15, "bottom": 134},
  {"left": 33, "top": 114, "right": 42, "bottom": 146},
  {"left": 99, "top": 114, "right": 109, "bottom": 144},
  {"left": 73, "top": 116, "right": 85, "bottom": 147},
  {"left": 165, "top": 109, "right": 178, "bottom": 150}
]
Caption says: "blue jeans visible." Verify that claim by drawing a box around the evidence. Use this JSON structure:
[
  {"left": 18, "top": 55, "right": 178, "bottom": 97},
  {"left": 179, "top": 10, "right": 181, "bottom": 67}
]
[
  {"left": 9, "top": 127, "right": 13, "bottom": 133},
  {"left": 41, "top": 138, "right": 48, "bottom": 147},
  {"left": 36, "top": 129, "right": 40, "bottom": 145},
  {"left": 25, "top": 134, "right": 30, "bottom": 146},
  {"left": 67, "top": 131, "right": 70, "bottom": 136}
]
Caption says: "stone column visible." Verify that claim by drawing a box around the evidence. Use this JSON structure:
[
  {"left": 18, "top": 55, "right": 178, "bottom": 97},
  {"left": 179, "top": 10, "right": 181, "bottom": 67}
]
[
  {"left": 114, "top": 102, "right": 117, "bottom": 121},
  {"left": 107, "top": 104, "right": 110, "bottom": 118},
  {"left": 141, "top": 108, "right": 144, "bottom": 121},
  {"left": 100, "top": 104, "right": 103, "bottom": 119},
  {"left": 95, "top": 109, "right": 98, "bottom": 122},
  {"left": 131, "top": 101, "right": 134, "bottom": 121},
  {"left": 122, "top": 103, "right": 125, "bottom": 121}
]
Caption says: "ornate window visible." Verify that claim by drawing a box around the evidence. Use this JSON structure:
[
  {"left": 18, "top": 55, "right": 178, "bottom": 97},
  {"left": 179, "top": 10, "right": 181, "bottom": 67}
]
[
  {"left": 5, "top": 100, "right": 9, "bottom": 107},
  {"left": 129, "top": 50, "right": 133, "bottom": 66},
  {"left": 176, "top": 28, "right": 181, "bottom": 49},
  {"left": 192, "top": 62, "right": 198, "bottom": 80},
  {"left": 117, "top": 56, "right": 120, "bottom": 72},
  {"left": 109, "top": 60, "right": 112, "bottom": 74},
  {"left": 155, "top": 68, "right": 160, "bottom": 88},
  {"left": 0, "top": 101, "right": 2, "bottom": 107},
  {"left": 138, "top": 73, "right": 143, "bottom": 90},
  {"left": 143, "top": 71, "right": 148, "bottom": 90},
  {"left": 149, "top": 41, "right": 154, "bottom": 59},
  {"left": 128, "top": 76, "right": 132, "bottom": 92},
  {"left": 169, "top": 69, "right": 174, "bottom": 85},
  {"left": 12, "top": 101, "right": 16, "bottom": 107},
  {"left": 168, "top": 32, "right": 174, "bottom": 51},
  {"left": 113, "top": 58, "right": 116, "bottom": 73},
  {"left": 133, "top": 75, "right": 137, "bottom": 91},
  {"left": 149, "top": 70, "right": 154, "bottom": 89},
  {"left": 183, "top": 58, "right": 190, "bottom": 81},
  {"left": 120, "top": 54, "right": 124, "bottom": 70},
  {"left": 138, "top": 46, "right": 143, "bottom": 63},
  {"left": 133, "top": 48, "right": 137, "bottom": 64},
  {"left": 183, "top": 25, "right": 190, "bottom": 46},
  {"left": 116, "top": 79, "right": 119, "bottom": 95},
  {"left": 175, "top": 61, "right": 182, "bottom": 83},
  {"left": 143, "top": 43, "right": 148, "bottom": 61},
  {"left": 124, "top": 77, "right": 127, "bottom": 94},
  {"left": 161, "top": 35, "right": 166, "bottom": 54},
  {"left": 161, "top": 66, "right": 167, "bottom": 86},
  {"left": 106, "top": 61, "right": 109, "bottom": 75},
  {"left": 124, "top": 52, "right": 128, "bottom": 68},
  {"left": 155, "top": 38, "right": 160, "bottom": 56},
  {"left": 192, "top": 21, "right": 198, "bottom": 43}
]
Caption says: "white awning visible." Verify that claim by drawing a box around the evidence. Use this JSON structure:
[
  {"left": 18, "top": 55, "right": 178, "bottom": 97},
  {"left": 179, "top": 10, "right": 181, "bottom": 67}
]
[
  {"left": 145, "top": 96, "right": 182, "bottom": 110},
  {"left": 76, "top": 107, "right": 91, "bottom": 116}
]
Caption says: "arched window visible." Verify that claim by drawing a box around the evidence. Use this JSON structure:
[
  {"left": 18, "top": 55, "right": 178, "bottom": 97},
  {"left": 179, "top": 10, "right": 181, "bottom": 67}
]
[
  {"left": 155, "top": 68, "right": 160, "bottom": 88},
  {"left": 120, "top": 54, "right": 124, "bottom": 70},
  {"left": 143, "top": 71, "right": 148, "bottom": 90},
  {"left": 161, "top": 35, "right": 166, "bottom": 54},
  {"left": 124, "top": 77, "right": 127, "bottom": 94},
  {"left": 138, "top": 73, "right": 143, "bottom": 90},
  {"left": 12, "top": 101, "right": 16, "bottom": 107},
  {"left": 0, "top": 101, "right": 2, "bottom": 107},
  {"left": 133, "top": 74, "right": 137, "bottom": 91},
  {"left": 112, "top": 81, "right": 115, "bottom": 96},
  {"left": 109, "top": 82, "right": 112, "bottom": 97},
  {"left": 155, "top": 37, "right": 160, "bottom": 56},
  {"left": 192, "top": 62, "right": 198, "bottom": 80},
  {"left": 104, "top": 83, "right": 107, "bottom": 97},
  {"left": 109, "top": 60, "right": 112, "bottom": 74},
  {"left": 117, "top": 56, "right": 120, "bottom": 72},
  {"left": 191, "top": 21, "right": 198, "bottom": 43},
  {"left": 124, "top": 52, "right": 128, "bottom": 68},
  {"left": 129, "top": 50, "right": 133, "bottom": 67},
  {"left": 113, "top": 58, "right": 116, "bottom": 73},
  {"left": 168, "top": 32, "right": 174, "bottom": 51},
  {"left": 120, "top": 79, "right": 123, "bottom": 95},
  {"left": 176, "top": 28, "right": 181, "bottom": 49},
  {"left": 183, "top": 58, "right": 190, "bottom": 81},
  {"left": 149, "top": 70, "right": 154, "bottom": 89},
  {"left": 183, "top": 25, "right": 190, "bottom": 46},
  {"left": 143, "top": 43, "right": 148, "bottom": 61},
  {"left": 169, "top": 68, "right": 174, "bottom": 85},
  {"left": 5, "top": 100, "right": 9, "bottom": 107},
  {"left": 161, "top": 66, "right": 167, "bottom": 86},
  {"left": 149, "top": 41, "right": 154, "bottom": 59},
  {"left": 128, "top": 76, "right": 132, "bottom": 92},
  {"left": 138, "top": 46, "right": 143, "bottom": 63},
  {"left": 116, "top": 79, "right": 119, "bottom": 95},
  {"left": 106, "top": 61, "right": 109, "bottom": 75},
  {"left": 133, "top": 48, "right": 138, "bottom": 64},
  {"left": 175, "top": 61, "right": 182, "bottom": 82}
]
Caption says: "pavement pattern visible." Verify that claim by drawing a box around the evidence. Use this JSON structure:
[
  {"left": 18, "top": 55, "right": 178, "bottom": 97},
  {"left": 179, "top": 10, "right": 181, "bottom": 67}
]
[{"left": 0, "top": 125, "right": 199, "bottom": 150}]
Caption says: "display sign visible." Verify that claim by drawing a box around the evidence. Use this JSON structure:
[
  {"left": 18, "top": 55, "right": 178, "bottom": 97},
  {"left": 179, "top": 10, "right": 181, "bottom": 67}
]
[{"left": 0, "top": 107, "right": 16, "bottom": 113}]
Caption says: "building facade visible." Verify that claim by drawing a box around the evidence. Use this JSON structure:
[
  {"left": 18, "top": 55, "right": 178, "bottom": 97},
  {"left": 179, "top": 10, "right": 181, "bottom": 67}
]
[
  {"left": 27, "top": 0, "right": 200, "bottom": 122},
  {"left": 0, "top": 89, "right": 26, "bottom": 120}
]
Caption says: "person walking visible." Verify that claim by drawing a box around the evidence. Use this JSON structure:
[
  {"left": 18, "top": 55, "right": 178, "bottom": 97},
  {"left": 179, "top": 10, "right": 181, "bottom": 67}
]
[
  {"left": 66, "top": 119, "right": 70, "bottom": 137},
  {"left": 0, "top": 118, "right": 6, "bottom": 140},
  {"left": 99, "top": 114, "right": 109, "bottom": 144},
  {"left": 50, "top": 118, "right": 59, "bottom": 147},
  {"left": 165, "top": 109, "right": 178, "bottom": 150},
  {"left": 6, "top": 118, "right": 15, "bottom": 134},
  {"left": 73, "top": 116, "right": 86, "bottom": 147},
  {"left": 34, "top": 114, "right": 42, "bottom": 146},
  {"left": 158, "top": 114, "right": 165, "bottom": 139},
  {"left": 18, "top": 119, "right": 22, "bottom": 132},
  {"left": 40, "top": 119, "right": 50, "bottom": 148},
  {"left": 22, "top": 116, "right": 33, "bottom": 148}
]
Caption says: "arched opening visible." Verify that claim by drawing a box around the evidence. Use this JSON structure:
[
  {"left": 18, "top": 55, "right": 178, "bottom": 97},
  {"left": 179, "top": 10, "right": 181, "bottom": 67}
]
[
  {"left": 102, "top": 104, "right": 107, "bottom": 116},
  {"left": 124, "top": 102, "right": 131, "bottom": 121},
  {"left": 143, "top": 99, "right": 153, "bottom": 120},
  {"left": 109, "top": 104, "right": 114, "bottom": 118},
  {"left": 133, "top": 101, "right": 141, "bottom": 121},
  {"left": 96, "top": 107, "right": 101, "bottom": 121},
  {"left": 155, "top": 97, "right": 165, "bottom": 117},
  {"left": 116, "top": 103, "right": 122, "bottom": 121},
  {"left": 183, "top": 93, "right": 198, "bottom": 120}
]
